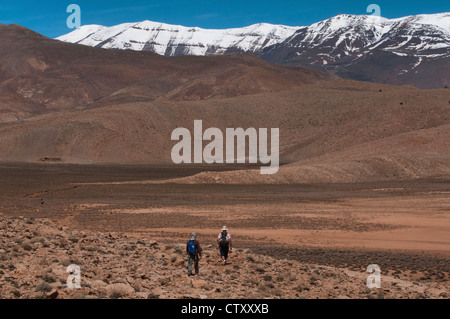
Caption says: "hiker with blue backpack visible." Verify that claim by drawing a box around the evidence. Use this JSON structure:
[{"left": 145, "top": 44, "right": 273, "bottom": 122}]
[{"left": 186, "top": 232, "right": 202, "bottom": 276}]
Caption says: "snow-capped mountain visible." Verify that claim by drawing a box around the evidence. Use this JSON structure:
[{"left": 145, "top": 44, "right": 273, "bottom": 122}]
[
  {"left": 57, "top": 13, "right": 450, "bottom": 88},
  {"left": 258, "top": 13, "right": 450, "bottom": 88},
  {"left": 261, "top": 13, "right": 450, "bottom": 66},
  {"left": 56, "top": 21, "right": 299, "bottom": 56}
]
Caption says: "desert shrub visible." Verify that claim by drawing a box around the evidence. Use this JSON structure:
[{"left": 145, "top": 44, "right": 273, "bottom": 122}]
[
  {"left": 254, "top": 266, "right": 265, "bottom": 274},
  {"left": 58, "top": 238, "right": 69, "bottom": 247},
  {"left": 107, "top": 283, "right": 133, "bottom": 299},
  {"left": 259, "top": 281, "right": 274, "bottom": 290},
  {"left": 22, "top": 242, "right": 33, "bottom": 251},
  {"left": 295, "top": 283, "right": 310, "bottom": 292},
  {"left": 86, "top": 245, "right": 99, "bottom": 252},
  {"left": 68, "top": 237, "right": 79, "bottom": 243},
  {"left": 245, "top": 278, "right": 259, "bottom": 286},
  {"left": 43, "top": 274, "right": 57, "bottom": 283},
  {"left": 35, "top": 282, "right": 53, "bottom": 293}
]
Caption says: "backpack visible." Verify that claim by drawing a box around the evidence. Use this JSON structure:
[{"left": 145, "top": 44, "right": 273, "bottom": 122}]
[
  {"left": 219, "top": 231, "right": 229, "bottom": 247},
  {"left": 188, "top": 240, "right": 196, "bottom": 254}
]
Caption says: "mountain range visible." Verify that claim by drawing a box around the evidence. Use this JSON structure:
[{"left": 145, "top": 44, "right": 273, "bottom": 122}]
[
  {"left": 57, "top": 13, "right": 450, "bottom": 89},
  {"left": 0, "top": 23, "right": 333, "bottom": 123},
  {"left": 0, "top": 22, "right": 449, "bottom": 184}
]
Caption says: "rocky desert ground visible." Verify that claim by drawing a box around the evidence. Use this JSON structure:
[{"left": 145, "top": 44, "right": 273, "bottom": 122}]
[
  {"left": 0, "top": 214, "right": 448, "bottom": 300},
  {"left": 0, "top": 164, "right": 448, "bottom": 299}
]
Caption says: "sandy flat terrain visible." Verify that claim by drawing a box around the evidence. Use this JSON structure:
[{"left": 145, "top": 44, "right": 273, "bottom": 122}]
[{"left": 0, "top": 163, "right": 448, "bottom": 291}]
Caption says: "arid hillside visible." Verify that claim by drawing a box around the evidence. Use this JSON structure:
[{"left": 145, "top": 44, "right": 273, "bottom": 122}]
[
  {"left": 0, "top": 24, "right": 448, "bottom": 184},
  {"left": 0, "top": 79, "right": 448, "bottom": 184},
  {"left": 0, "top": 24, "right": 333, "bottom": 123}
]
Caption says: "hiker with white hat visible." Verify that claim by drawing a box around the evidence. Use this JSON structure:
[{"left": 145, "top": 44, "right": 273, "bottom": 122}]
[
  {"left": 217, "top": 226, "right": 232, "bottom": 265},
  {"left": 186, "top": 232, "right": 202, "bottom": 276}
]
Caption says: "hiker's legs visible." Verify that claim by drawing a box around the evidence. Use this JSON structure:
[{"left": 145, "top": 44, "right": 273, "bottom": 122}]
[
  {"left": 220, "top": 247, "right": 229, "bottom": 264},
  {"left": 187, "top": 254, "right": 194, "bottom": 275},
  {"left": 194, "top": 255, "right": 199, "bottom": 274}
]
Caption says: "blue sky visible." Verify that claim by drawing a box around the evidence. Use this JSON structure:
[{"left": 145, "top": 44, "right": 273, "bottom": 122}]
[{"left": 0, "top": 0, "right": 448, "bottom": 38}]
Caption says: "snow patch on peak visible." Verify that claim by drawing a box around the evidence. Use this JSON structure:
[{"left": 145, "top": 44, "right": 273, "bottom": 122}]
[
  {"left": 56, "top": 12, "right": 450, "bottom": 58},
  {"left": 57, "top": 20, "right": 300, "bottom": 55}
]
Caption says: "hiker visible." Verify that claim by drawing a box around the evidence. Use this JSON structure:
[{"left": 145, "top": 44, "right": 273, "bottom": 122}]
[
  {"left": 186, "top": 232, "right": 202, "bottom": 276},
  {"left": 40, "top": 199, "right": 45, "bottom": 205},
  {"left": 217, "top": 226, "right": 232, "bottom": 265}
]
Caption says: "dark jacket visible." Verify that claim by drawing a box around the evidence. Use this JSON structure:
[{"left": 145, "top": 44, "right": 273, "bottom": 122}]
[{"left": 186, "top": 239, "right": 202, "bottom": 257}]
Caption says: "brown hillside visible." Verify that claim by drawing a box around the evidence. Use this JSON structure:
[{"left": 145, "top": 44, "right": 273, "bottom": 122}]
[
  {"left": 0, "top": 24, "right": 333, "bottom": 122},
  {"left": 0, "top": 25, "right": 448, "bottom": 184},
  {"left": 0, "top": 80, "right": 448, "bottom": 177}
]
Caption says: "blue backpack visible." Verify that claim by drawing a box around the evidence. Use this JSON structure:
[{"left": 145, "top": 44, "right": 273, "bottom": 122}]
[{"left": 188, "top": 240, "right": 196, "bottom": 254}]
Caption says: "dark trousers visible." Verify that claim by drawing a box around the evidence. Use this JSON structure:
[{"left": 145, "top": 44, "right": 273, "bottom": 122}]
[{"left": 220, "top": 246, "right": 229, "bottom": 259}]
